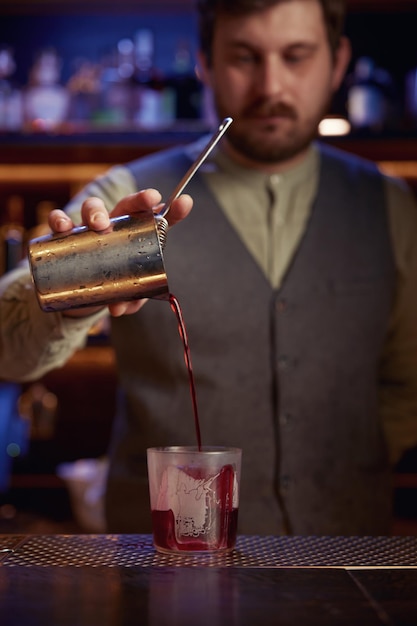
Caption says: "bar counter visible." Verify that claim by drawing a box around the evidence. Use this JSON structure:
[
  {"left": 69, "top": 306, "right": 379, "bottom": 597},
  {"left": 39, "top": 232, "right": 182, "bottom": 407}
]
[{"left": 1, "top": 534, "right": 417, "bottom": 625}]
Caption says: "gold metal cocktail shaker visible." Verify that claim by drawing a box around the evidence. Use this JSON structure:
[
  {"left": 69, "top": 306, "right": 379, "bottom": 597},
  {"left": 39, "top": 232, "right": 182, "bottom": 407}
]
[{"left": 28, "top": 209, "right": 169, "bottom": 312}]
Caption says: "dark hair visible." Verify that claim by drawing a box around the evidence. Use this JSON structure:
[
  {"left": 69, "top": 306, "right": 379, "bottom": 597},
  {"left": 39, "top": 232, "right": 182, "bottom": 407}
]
[{"left": 196, "top": 0, "right": 347, "bottom": 63}]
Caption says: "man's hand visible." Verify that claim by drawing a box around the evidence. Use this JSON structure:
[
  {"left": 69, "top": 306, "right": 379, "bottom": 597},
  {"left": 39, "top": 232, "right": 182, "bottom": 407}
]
[{"left": 49, "top": 189, "right": 193, "bottom": 318}]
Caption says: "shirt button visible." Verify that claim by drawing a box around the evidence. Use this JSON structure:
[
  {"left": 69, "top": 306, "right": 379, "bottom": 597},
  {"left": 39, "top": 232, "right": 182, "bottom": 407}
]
[
  {"left": 270, "top": 174, "right": 281, "bottom": 185},
  {"left": 276, "top": 299, "right": 287, "bottom": 313},
  {"left": 279, "top": 413, "right": 293, "bottom": 427},
  {"left": 280, "top": 475, "right": 292, "bottom": 492},
  {"left": 278, "top": 355, "right": 290, "bottom": 370}
]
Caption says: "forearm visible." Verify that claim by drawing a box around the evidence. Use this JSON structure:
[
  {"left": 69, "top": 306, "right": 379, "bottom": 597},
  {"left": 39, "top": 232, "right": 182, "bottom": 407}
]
[{"left": 0, "top": 265, "right": 105, "bottom": 382}]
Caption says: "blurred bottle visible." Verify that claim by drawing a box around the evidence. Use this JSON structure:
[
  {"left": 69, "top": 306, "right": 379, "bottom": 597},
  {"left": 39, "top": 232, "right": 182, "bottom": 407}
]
[
  {"left": 169, "top": 38, "right": 203, "bottom": 121},
  {"left": 0, "top": 195, "right": 25, "bottom": 275},
  {"left": 24, "top": 48, "right": 70, "bottom": 131},
  {"left": 18, "top": 383, "right": 58, "bottom": 441},
  {"left": 132, "top": 29, "right": 174, "bottom": 128},
  {"left": 113, "top": 38, "right": 136, "bottom": 123},
  {"left": 93, "top": 40, "right": 134, "bottom": 127},
  {"left": 67, "top": 58, "right": 101, "bottom": 125},
  {"left": 346, "top": 57, "right": 395, "bottom": 133},
  {"left": 0, "top": 46, "right": 23, "bottom": 131}
]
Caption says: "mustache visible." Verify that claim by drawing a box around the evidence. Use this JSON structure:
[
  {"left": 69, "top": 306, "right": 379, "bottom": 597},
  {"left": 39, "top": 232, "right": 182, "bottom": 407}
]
[{"left": 243, "top": 100, "right": 297, "bottom": 119}]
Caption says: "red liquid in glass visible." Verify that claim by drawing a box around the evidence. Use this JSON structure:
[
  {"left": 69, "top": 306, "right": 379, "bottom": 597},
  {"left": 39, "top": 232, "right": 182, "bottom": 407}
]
[
  {"left": 152, "top": 508, "right": 239, "bottom": 552},
  {"left": 152, "top": 464, "right": 238, "bottom": 552}
]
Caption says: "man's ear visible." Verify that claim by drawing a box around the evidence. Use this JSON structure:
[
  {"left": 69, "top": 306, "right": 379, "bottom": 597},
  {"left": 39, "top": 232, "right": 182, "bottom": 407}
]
[
  {"left": 196, "top": 50, "right": 212, "bottom": 88},
  {"left": 331, "top": 36, "right": 352, "bottom": 92}
]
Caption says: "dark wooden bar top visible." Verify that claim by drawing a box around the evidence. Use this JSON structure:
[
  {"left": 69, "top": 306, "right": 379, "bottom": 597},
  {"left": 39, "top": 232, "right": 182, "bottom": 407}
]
[{"left": 1, "top": 534, "right": 417, "bottom": 625}]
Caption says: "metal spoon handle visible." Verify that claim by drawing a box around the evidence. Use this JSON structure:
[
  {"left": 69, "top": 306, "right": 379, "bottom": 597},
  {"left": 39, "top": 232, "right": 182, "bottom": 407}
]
[{"left": 157, "top": 117, "right": 233, "bottom": 218}]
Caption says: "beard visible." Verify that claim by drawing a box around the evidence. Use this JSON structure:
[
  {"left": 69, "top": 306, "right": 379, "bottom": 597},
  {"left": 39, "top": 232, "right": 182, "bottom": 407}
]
[{"left": 213, "top": 96, "right": 330, "bottom": 165}]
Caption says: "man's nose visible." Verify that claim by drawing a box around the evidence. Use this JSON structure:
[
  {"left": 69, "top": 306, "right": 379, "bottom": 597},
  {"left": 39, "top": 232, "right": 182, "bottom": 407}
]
[{"left": 257, "top": 57, "right": 285, "bottom": 98}]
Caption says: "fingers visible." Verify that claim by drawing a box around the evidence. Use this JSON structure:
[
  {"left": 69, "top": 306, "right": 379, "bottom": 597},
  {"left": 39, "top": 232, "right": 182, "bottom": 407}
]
[
  {"left": 165, "top": 194, "right": 193, "bottom": 226},
  {"left": 49, "top": 209, "right": 74, "bottom": 233},
  {"left": 112, "top": 189, "right": 193, "bottom": 226},
  {"left": 110, "top": 189, "right": 162, "bottom": 219},
  {"left": 80, "top": 197, "right": 111, "bottom": 230},
  {"left": 49, "top": 199, "right": 111, "bottom": 234},
  {"left": 50, "top": 185, "right": 192, "bottom": 236},
  {"left": 107, "top": 299, "right": 148, "bottom": 317},
  {"left": 56, "top": 188, "right": 192, "bottom": 237}
]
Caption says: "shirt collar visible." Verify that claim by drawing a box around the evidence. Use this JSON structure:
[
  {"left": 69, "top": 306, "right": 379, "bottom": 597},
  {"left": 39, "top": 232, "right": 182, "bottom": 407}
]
[{"left": 207, "top": 142, "right": 319, "bottom": 191}]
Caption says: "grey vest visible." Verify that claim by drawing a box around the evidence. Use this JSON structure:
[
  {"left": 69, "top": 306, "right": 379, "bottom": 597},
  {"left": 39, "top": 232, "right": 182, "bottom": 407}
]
[{"left": 105, "top": 142, "right": 396, "bottom": 535}]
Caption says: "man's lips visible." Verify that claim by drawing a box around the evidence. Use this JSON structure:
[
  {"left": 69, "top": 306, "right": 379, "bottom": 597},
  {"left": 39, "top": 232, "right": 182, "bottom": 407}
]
[
  {"left": 252, "top": 113, "right": 292, "bottom": 121},
  {"left": 244, "top": 104, "right": 297, "bottom": 121},
  {"left": 246, "top": 114, "right": 296, "bottom": 128}
]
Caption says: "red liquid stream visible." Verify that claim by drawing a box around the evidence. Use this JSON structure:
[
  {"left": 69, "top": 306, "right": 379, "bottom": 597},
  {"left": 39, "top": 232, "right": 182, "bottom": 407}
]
[{"left": 169, "top": 293, "right": 202, "bottom": 451}]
